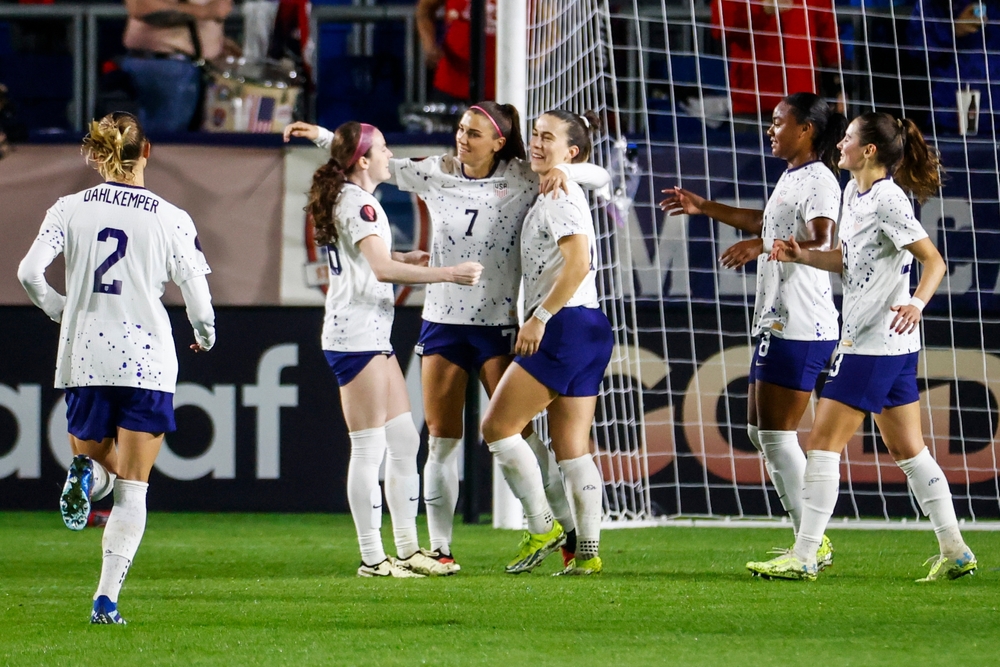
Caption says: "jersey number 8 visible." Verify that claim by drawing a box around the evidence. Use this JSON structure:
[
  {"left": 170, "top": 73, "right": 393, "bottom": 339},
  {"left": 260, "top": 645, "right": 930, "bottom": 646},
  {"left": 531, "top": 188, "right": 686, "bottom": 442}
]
[{"left": 93, "top": 227, "right": 129, "bottom": 295}]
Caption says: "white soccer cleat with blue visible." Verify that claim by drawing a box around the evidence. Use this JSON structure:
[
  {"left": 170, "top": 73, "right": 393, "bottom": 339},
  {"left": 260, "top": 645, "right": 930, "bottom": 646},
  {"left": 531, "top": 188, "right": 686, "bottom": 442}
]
[
  {"left": 60, "top": 455, "right": 94, "bottom": 531},
  {"left": 90, "top": 595, "right": 126, "bottom": 625}
]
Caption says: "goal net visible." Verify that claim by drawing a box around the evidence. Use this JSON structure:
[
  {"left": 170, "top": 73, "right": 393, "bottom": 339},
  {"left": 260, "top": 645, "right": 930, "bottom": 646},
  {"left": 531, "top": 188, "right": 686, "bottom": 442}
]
[{"left": 522, "top": 0, "right": 1000, "bottom": 524}]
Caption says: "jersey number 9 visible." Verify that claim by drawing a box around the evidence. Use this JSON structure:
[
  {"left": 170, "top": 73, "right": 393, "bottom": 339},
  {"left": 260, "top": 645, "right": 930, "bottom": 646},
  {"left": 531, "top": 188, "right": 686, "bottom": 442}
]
[{"left": 93, "top": 227, "right": 129, "bottom": 295}]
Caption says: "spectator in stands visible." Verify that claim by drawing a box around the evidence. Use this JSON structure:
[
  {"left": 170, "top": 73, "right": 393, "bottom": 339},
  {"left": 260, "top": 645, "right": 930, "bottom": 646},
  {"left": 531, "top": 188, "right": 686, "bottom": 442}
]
[
  {"left": 120, "top": 0, "right": 233, "bottom": 133},
  {"left": 909, "top": 0, "right": 1000, "bottom": 134},
  {"left": 712, "top": 0, "right": 843, "bottom": 124},
  {"left": 416, "top": 0, "right": 496, "bottom": 102}
]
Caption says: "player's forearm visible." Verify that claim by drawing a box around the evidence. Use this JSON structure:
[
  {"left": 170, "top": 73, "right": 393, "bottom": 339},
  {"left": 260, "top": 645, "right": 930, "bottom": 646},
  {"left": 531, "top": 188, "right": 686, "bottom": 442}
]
[
  {"left": 793, "top": 247, "right": 844, "bottom": 274},
  {"left": 179, "top": 275, "right": 216, "bottom": 350},
  {"left": 702, "top": 201, "right": 764, "bottom": 235},
  {"left": 556, "top": 163, "right": 611, "bottom": 191},
  {"left": 17, "top": 240, "right": 65, "bottom": 322},
  {"left": 910, "top": 240, "right": 946, "bottom": 304},
  {"left": 371, "top": 259, "right": 453, "bottom": 286}
]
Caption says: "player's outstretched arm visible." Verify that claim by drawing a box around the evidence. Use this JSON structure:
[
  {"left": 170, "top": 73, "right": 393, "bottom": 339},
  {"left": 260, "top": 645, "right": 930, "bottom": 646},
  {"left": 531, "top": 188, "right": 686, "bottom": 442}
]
[
  {"left": 770, "top": 235, "right": 844, "bottom": 273},
  {"left": 17, "top": 239, "right": 65, "bottom": 323},
  {"left": 358, "top": 235, "right": 482, "bottom": 286},
  {"left": 179, "top": 275, "right": 216, "bottom": 352},
  {"left": 659, "top": 186, "right": 764, "bottom": 235},
  {"left": 283, "top": 122, "right": 320, "bottom": 143},
  {"left": 539, "top": 163, "right": 611, "bottom": 199}
]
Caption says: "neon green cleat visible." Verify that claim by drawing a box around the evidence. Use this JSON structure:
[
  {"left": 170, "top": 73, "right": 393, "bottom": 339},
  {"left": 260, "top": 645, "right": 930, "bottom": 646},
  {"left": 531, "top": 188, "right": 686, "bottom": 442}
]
[
  {"left": 746, "top": 553, "right": 818, "bottom": 581},
  {"left": 816, "top": 535, "right": 834, "bottom": 571},
  {"left": 505, "top": 520, "right": 565, "bottom": 574},
  {"left": 917, "top": 551, "right": 978, "bottom": 582},
  {"left": 554, "top": 555, "right": 603, "bottom": 576},
  {"left": 765, "top": 534, "right": 834, "bottom": 572}
]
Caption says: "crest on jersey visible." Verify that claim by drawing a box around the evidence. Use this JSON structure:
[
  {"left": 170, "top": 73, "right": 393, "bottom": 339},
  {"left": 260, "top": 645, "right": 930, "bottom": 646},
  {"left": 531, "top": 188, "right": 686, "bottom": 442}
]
[
  {"left": 360, "top": 204, "right": 378, "bottom": 222},
  {"left": 494, "top": 181, "right": 508, "bottom": 198}
]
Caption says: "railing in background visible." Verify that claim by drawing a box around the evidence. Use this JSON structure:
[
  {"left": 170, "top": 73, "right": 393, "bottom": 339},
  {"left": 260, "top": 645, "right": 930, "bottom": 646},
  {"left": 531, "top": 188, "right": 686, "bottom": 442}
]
[{"left": 0, "top": 3, "right": 422, "bottom": 132}]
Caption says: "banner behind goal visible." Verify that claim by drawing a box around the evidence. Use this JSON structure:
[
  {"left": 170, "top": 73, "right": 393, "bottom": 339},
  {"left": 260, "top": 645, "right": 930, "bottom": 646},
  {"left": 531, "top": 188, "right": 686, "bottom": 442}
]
[{"left": 520, "top": 0, "right": 1000, "bottom": 523}]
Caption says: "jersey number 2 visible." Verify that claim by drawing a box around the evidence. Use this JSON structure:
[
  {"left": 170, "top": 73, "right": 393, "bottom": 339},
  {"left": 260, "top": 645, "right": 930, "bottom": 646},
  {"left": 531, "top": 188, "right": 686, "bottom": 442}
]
[{"left": 93, "top": 227, "right": 129, "bottom": 295}]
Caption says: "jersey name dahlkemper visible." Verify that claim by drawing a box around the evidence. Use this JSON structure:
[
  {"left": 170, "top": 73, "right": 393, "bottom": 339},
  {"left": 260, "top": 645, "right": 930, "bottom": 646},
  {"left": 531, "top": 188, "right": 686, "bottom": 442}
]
[{"left": 83, "top": 186, "right": 161, "bottom": 212}]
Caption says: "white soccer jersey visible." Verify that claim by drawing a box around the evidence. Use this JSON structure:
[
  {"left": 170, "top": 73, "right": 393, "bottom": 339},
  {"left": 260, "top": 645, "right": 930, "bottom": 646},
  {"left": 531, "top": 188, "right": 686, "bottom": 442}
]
[
  {"left": 520, "top": 182, "right": 599, "bottom": 315},
  {"left": 321, "top": 184, "right": 395, "bottom": 352},
  {"left": 34, "top": 183, "right": 211, "bottom": 392},
  {"left": 754, "top": 161, "right": 842, "bottom": 341},
  {"left": 838, "top": 177, "right": 928, "bottom": 356},
  {"left": 392, "top": 155, "right": 537, "bottom": 325}
]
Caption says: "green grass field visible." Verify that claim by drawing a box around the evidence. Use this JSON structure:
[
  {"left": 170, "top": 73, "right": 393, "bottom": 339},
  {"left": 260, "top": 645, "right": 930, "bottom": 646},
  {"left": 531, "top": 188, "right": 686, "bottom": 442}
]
[{"left": 1, "top": 512, "right": 997, "bottom": 666}]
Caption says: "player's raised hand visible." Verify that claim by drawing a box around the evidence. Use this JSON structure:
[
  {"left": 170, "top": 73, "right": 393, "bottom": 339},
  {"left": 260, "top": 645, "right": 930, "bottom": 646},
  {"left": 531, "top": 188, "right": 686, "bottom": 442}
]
[
  {"left": 283, "top": 122, "right": 320, "bottom": 143},
  {"left": 659, "top": 186, "right": 705, "bottom": 215},
  {"left": 451, "top": 261, "right": 483, "bottom": 286},
  {"left": 539, "top": 168, "right": 571, "bottom": 199},
  {"left": 719, "top": 238, "right": 764, "bottom": 270},
  {"left": 769, "top": 236, "right": 802, "bottom": 263}
]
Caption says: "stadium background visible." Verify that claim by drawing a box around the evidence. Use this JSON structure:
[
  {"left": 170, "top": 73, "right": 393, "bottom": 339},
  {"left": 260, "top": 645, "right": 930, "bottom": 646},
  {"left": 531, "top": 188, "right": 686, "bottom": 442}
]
[{"left": 0, "top": 0, "right": 998, "bottom": 522}]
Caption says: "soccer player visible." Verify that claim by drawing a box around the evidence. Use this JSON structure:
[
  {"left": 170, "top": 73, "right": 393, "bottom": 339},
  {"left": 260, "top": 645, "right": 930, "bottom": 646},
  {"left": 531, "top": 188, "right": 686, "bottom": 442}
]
[
  {"left": 660, "top": 93, "right": 845, "bottom": 565},
  {"left": 481, "top": 110, "right": 613, "bottom": 575},
  {"left": 304, "top": 120, "right": 483, "bottom": 578},
  {"left": 749, "top": 112, "right": 978, "bottom": 581},
  {"left": 286, "top": 103, "right": 610, "bottom": 571},
  {"left": 16, "top": 112, "right": 216, "bottom": 624}
]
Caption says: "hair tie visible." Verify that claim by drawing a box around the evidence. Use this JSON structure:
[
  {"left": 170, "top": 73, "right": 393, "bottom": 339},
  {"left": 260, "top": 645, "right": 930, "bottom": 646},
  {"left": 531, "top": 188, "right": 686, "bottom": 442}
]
[
  {"left": 896, "top": 118, "right": 903, "bottom": 129},
  {"left": 348, "top": 123, "right": 376, "bottom": 168},
  {"left": 580, "top": 114, "right": 590, "bottom": 129},
  {"left": 470, "top": 105, "right": 504, "bottom": 137}
]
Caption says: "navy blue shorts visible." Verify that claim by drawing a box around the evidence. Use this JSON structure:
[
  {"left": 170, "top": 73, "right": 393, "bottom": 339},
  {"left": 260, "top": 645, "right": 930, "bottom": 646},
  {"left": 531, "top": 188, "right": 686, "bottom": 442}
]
[
  {"left": 415, "top": 321, "right": 517, "bottom": 372},
  {"left": 749, "top": 333, "right": 837, "bottom": 393},
  {"left": 65, "top": 386, "right": 175, "bottom": 441},
  {"left": 821, "top": 351, "right": 920, "bottom": 414},
  {"left": 324, "top": 350, "right": 393, "bottom": 387},
  {"left": 514, "top": 306, "right": 613, "bottom": 397}
]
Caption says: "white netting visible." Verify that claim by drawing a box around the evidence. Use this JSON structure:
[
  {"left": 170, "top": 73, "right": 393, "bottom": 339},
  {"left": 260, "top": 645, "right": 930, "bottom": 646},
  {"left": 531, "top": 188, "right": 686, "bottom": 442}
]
[{"left": 524, "top": 0, "right": 1000, "bottom": 522}]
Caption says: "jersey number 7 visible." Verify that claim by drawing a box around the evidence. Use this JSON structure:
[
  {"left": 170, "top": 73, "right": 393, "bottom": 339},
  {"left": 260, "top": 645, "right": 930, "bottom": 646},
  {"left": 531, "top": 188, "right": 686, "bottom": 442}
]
[{"left": 94, "top": 227, "right": 129, "bottom": 295}]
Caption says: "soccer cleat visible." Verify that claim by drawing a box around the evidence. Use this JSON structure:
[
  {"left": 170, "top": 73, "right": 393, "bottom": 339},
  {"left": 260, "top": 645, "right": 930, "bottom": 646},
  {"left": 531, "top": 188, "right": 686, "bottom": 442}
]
[
  {"left": 554, "top": 555, "right": 603, "bottom": 576},
  {"left": 396, "top": 549, "right": 459, "bottom": 576},
  {"left": 60, "top": 455, "right": 94, "bottom": 531},
  {"left": 505, "top": 520, "right": 566, "bottom": 574},
  {"left": 916, "top": 551, "right": 978, "bottom": 582},
  {"left": 425, "top": 548, "right": 461, "bottom": 572},
  {"left": 90, "top": 596, "right": 126, "bottom": 625},
  {"left": 561, "top": 546, "right": 575, "bottom": 568},
  {"left": 765, "top": 534, "right": 834, "bottom": 572},
  {"left": 746, "top": 553, "right": 818, "bottom": 581},
  {"left": 357, "top": 558, "right": 426, "bottom": 578},
  {"left": 816, "top": 534, "right": 834, "bottom": 571}
]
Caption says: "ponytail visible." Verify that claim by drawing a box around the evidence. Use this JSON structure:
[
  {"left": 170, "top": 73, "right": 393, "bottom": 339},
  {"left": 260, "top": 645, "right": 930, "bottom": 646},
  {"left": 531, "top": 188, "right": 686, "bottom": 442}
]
[
  {"left": 855, "top": 112, "right": 941, "bottom": 204},
  {"left": 306, "top": 121, "right": 374, "bottom": 246},
  {"left": 81, "top": 111, "right": 146, "bottom": 182}
]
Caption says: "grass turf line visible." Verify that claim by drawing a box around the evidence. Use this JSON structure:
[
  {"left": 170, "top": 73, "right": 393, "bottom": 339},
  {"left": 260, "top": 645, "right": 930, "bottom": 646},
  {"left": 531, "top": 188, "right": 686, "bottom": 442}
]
[{"left": 1, "top": 512, "right": 997, "bottom": 666}]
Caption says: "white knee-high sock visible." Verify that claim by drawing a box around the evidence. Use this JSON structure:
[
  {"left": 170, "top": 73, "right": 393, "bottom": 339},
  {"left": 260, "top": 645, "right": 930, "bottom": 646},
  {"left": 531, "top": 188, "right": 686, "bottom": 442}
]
[
  {"left": 793, "top": 451, "right": 841, "bottom": 565},
  {"left": 384, "top": 413, "right": 421, "bottom": 559},
  {"left": 94, "top": 479, "right": 147, "bottom": 603},
  {"left": 525, "top": 432, "right": 576, "bottom": 534},
  {"left": 559, "top": 455, "right": 602, "bottom": 560},
  {"left": 423, "top": 435, "right": 461, "bottom": 553},
  {"left": 897, "top": 447, "right": 967, "bottom": 558},
  {"left": 759, "top": 430, "right": 807, "bottom": 533},
  {"left": 90, "top": 459, "right": 116, "bottom": 502},
  {"left": 487, "top": 434, "right": 552, "bottom": 534},
  {"left": 749, "top": 424, "right": 779, "bottom": 502},
  {"left": 348, "top": 427, "right": 388, "bottom": 566}
]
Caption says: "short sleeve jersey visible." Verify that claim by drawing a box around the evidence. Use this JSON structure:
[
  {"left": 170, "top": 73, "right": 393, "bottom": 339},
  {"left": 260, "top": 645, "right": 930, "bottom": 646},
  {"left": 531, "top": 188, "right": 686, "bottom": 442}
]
[
  {"left": 34, "top": 183, "right": 211, "bottom": 392},
  {"left": 520, "top": 182, "right": 599, "bottom": 315},
  {"left": 321, "top": 184, "right": 395, "bottom": 352},
  {"left": 392, "top": 155, "right": 538, "bottom": 326},
  {"left": 838, "top": 177, "right": 928, "bottom": 356},
  {"left": 754, "top": 161, "right": 842, "bottom": 341}
]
